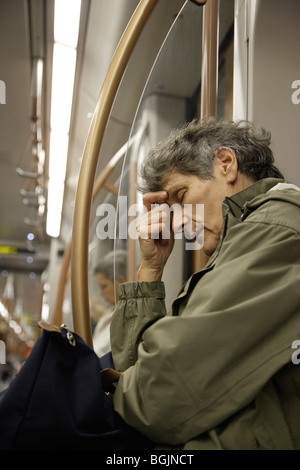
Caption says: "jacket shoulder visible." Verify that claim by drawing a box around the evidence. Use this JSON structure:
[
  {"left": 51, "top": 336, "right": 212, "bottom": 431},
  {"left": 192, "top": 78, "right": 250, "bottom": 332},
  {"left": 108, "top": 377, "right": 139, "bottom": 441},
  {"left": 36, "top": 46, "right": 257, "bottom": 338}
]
[{"left": 244, "top": 189, "right": 300, "bottom": 235}]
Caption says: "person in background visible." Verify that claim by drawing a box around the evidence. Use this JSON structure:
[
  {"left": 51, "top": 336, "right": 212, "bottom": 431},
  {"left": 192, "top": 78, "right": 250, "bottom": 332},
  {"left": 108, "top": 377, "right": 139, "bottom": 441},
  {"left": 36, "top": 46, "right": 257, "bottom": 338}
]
[{"left": 93, "top": 250, "right": 127, "bottom": 357}]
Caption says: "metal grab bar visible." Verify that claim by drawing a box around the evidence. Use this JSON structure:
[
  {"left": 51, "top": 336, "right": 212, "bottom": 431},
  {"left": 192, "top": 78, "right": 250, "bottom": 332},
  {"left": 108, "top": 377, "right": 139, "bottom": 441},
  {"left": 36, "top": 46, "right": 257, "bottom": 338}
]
[
  {"left": 200, "top": 0, "right": 219, "bottom": 117},
  {"left": 191, "top": 0, "right": 207, "bottom": 5},
  {"left": 71, "top": 0, "right": 159, "bottom": 346},
  {"left": 192, "top": 0, "right": 219, "bottom": 273},
  {"left": 16, "top": 167, "right": 42, "bottom": 179}
]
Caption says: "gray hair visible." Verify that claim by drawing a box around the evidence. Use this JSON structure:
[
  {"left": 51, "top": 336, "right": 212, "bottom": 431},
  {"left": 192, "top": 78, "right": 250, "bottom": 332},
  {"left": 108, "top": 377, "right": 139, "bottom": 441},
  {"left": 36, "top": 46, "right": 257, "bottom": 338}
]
[
  {"left": 94, "top": 249, "right": 127, "bottom": 281},
  {"left": 138, "top": 117, "right": 284, "bottom": 193}
]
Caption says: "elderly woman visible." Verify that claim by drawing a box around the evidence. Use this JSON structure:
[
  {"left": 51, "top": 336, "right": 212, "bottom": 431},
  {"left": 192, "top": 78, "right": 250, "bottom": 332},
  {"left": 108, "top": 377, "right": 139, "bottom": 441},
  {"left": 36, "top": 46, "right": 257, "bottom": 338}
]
[{"left": 110, "top": 117, "right": 300, "bottom": 450}]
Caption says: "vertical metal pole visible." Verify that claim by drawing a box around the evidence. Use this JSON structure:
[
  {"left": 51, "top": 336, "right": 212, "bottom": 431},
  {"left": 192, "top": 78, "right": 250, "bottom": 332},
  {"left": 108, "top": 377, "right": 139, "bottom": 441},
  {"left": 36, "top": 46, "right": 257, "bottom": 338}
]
[
  {"left": 194, "top": 0, "right": 219, "bottom": 273},
  {"left": 200, "top": 0, "right": 219, "bottom": 117}
]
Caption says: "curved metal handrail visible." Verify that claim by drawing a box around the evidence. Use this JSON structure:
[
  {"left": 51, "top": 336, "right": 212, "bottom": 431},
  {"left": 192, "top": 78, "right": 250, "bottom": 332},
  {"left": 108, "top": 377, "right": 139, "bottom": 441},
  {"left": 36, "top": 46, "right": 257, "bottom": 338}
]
[
  {"left": 52, "top": 140, "right": 128, "bottom": 327},
  {"left": 71, "top": 0, "right": 159, "bottom": 346}
]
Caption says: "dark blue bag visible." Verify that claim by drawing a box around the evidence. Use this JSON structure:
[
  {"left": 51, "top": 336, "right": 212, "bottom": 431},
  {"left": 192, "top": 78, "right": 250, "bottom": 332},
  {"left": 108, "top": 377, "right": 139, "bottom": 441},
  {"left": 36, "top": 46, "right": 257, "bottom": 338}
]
[{"left": 0, "top": 321, "right": 153, "bottom": 450}]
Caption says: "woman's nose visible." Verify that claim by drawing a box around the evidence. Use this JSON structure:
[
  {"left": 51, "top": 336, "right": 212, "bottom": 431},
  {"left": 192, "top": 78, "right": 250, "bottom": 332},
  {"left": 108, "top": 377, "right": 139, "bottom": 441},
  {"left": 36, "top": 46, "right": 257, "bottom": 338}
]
[{"left": 171, "top": 205, "right": 190, "bottom": 234}]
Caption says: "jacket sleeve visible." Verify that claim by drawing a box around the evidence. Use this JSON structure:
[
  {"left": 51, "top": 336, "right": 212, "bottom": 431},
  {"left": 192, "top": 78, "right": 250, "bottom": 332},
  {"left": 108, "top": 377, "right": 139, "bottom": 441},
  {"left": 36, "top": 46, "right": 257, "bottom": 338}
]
[
  {"left": 110, "top": 281, "right": 167, "bottom": 371},
  {"left": 111, "top": 218, "right": 300, "bottom": 445}
]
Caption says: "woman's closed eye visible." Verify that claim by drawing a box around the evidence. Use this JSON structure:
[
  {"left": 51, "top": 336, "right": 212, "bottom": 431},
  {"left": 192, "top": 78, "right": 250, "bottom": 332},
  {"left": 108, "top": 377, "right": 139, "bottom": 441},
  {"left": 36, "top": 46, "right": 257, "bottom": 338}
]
[{"left": 177, "top": 190, "right": 187, "bottom": 204}]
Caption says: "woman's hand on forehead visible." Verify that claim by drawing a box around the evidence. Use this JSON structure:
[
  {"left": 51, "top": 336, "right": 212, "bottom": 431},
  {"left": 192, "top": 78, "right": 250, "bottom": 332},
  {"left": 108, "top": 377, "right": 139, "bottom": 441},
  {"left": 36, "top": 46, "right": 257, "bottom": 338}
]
[{"left": 142, "top": 190, "right": 169, "bottom": 210}]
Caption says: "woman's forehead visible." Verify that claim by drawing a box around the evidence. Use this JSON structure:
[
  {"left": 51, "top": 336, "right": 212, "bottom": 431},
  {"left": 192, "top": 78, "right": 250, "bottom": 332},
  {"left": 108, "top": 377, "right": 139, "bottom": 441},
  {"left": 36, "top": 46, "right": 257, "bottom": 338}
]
[{"left": 161, "top": 172, "right": 195, "bottom": 193}]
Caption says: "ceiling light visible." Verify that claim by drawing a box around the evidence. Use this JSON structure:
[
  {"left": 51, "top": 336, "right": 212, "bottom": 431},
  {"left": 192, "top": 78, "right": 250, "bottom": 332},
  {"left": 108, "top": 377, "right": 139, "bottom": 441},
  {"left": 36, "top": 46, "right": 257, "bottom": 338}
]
[
  {"left": 48, "top": 130, "right": 69, "bottom": 180},
  {"left": 54, "top": 0, "right": 81, "bottom": 48},
  {"left": 46, "top": 0, "right": 81, "bottom": 238},
  {"left": 50, "top": 44, "right": 77, "bottom": 134},
  {"left": 46, "top": 180, "right": 65, "bottom": 238},
  {"left": 41, "top": 303, "right": 49, "bottom": 321}
]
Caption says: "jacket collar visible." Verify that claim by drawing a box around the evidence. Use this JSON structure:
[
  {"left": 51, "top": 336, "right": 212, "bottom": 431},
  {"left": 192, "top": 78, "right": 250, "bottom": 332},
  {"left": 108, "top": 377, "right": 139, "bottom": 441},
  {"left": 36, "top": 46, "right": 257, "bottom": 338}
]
[{"left": 222, "top": 178, "right": 285, "bottom": 219}]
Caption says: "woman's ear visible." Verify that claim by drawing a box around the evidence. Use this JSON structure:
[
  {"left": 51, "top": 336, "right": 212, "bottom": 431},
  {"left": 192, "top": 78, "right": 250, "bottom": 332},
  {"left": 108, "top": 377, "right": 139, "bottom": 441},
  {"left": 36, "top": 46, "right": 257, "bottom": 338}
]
[{"left": 214, "top": 146, "right": 238, "bottom": 183}]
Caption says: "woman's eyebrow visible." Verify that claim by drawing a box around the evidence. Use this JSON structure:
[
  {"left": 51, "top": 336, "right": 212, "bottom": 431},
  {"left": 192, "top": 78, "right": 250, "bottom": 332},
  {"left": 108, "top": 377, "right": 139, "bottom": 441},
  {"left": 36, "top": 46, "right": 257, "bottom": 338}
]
[{"left": 165, "top": 186, "right": 187, "bottom": 203}]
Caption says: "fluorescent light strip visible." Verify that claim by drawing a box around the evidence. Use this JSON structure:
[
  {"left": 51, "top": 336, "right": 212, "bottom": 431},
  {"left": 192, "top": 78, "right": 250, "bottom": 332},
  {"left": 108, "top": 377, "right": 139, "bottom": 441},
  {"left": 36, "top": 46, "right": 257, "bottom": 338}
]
[
  {"left": 46, "top": 0, "right": 81, "bottom": 238},
  {"left": 48, "top": 130, "right": 69, "bottom": 180},
  {"left": 50, "top": 44, "right": 77, "bottom": 133},
  {"left": 54, "top": 0, "right": 82, "bottom": 48}
]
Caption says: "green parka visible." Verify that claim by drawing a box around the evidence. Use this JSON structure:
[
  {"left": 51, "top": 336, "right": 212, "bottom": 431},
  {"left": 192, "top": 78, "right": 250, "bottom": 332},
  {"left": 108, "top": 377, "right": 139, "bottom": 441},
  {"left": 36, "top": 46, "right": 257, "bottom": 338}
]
[{"left": 110, "top": 178, "right": 300, "bottom": 450}]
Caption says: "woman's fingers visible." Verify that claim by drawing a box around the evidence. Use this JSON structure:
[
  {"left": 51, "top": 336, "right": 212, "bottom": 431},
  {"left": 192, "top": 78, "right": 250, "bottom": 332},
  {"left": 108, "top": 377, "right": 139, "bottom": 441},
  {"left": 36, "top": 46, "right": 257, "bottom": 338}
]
[
  {"left": 136, "top": 192, "right": 175, "bottom": 281},
  {"left": 142, "top": 191, "right": 168, "bottom": 211},
  {"left": 137, "top": 203, "right": 172, "bottom": 239},
  {"left": 137, "top": 222, "right": 170, "bottom": 239}
]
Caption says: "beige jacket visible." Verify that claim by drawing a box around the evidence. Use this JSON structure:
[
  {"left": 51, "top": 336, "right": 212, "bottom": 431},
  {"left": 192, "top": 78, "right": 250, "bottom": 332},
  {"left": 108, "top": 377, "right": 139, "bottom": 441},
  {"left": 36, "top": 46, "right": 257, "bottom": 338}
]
[{"left": 110, "top": 178, "right": 300, "bottom": 449}]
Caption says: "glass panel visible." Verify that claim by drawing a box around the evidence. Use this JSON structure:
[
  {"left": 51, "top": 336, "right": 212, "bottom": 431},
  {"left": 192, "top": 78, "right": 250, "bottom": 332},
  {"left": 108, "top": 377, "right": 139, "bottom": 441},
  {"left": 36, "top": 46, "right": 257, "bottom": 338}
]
[
  {"left": 82, "top": 1, "right": 194, "bottom": 352},
  {"left": 115, "top": 0, "right": 204, "bottom": 311},
  {"left": 84, "top": 0, "right": 200, "bottom": 336}
]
